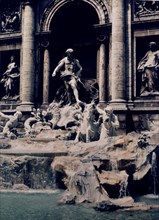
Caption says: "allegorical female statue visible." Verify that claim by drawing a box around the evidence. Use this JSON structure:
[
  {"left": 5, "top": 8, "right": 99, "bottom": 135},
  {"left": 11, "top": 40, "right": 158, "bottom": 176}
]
[
  {"left": 1, "top": 55, "right": 20, "bottom": 100},
  {"left": 137, "top": 42, "right": 159, "bottom": 96}
]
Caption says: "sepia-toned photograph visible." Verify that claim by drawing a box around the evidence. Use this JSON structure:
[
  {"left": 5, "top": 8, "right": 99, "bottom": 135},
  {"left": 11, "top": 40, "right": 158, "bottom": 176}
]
[{"left": 0, "top": 0, "right": 159, "bottom": 219}]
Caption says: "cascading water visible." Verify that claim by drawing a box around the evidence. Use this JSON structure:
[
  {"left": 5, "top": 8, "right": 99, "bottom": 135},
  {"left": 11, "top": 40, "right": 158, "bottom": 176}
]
[
  {"left": 119, "top": 175, "right": 128, "bottom": 198},
  {"left": 151, "top": 152, "right": 158, "bottom": 195},
  {"left": 110, "top": 159, "right": 118, "bottom": 173},
  {"left": 0, "top": 155, "right": 56, "bottom": 189},
  {"left": 110, "top": 159, "right": 128, "bottom": 198}
]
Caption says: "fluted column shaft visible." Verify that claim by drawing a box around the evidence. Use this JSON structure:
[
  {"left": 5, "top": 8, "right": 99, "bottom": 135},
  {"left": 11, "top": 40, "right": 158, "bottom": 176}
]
[
  {"left": 21, "top": 0, "right": 35, "bottom": 105},
  {"left": 43, "top": 48, "right": 50, "bottom": 105},
  {"left": 111, "top": 0, "right": 125, "bottom": 102},
  {"left": 98, "top": 43, "right": 106, "bottom": 102}
]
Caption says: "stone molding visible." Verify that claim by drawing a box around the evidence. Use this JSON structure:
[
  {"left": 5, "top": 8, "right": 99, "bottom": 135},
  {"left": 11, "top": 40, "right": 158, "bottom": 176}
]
[{"left": 40, "top": 0, "right": 110, "bottom": 31}]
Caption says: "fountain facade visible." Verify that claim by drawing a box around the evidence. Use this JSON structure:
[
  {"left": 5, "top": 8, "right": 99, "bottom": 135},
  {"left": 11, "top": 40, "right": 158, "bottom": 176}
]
[{"left": 0, "top": 0, "right": 159, "bottom": 212}]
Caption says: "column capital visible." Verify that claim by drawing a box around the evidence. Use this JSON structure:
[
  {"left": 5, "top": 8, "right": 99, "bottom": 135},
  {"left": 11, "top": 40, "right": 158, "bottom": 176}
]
[
  {"left": 40, "top": 31, "right": 51, "bottom": 48},
  {"left": 21, "top": 0, "right": 35, "bottom": 7},
  {"left": 96, "top": 35, "right": 107, "bottom": 43},
  {"left": 94, "top": 24, "right": 111, "bottom": 44}
]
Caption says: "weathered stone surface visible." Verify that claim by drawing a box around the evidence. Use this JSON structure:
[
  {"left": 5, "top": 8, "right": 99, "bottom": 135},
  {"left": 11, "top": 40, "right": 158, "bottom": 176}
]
[
  {"left": 51, "top": 131, "right": 159, "bottom": 205},
  {"left": 95, "top": 196, "right": 134, "bottom": 211},
  {"left": 97, "top": 170, "right": 128, "bottom": 186},
  {"left": 0, "top": 140, "right": 11, "bottom": 149},
  {"left": 110, "top": 196, "right": 134, "bottom": 208},
  {"left": 0, "top": 129, "right": 158, "bottom": 209},
  {"left": 0, "top": 155, "right": 55, "bottom": 189},
  {"left": 12, "top": 183, "right": 29, "bottom": 190},
  {"left": 133, "top": 163, "right": 152, "bottom": 181},
  {"left": 113, "top": 137, "right": 125, "bottom": 148},
  {"left": 52, "top": 156, "right": 109, "bottom": 204}
]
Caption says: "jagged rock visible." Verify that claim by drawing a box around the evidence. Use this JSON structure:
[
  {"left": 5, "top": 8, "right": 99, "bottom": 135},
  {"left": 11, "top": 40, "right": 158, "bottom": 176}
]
[
  {"left": 149, "top": 133, "right": 159, "bottom": 145},
  {"left": 52, "top": 156, "right": 109, "bottom": 204},
  {"left": 95, "top": 200, "right": 120, "bottom": 211},
  {"left": 51, "top": 130, "right": 159, "bottom": 205},
  {"left": 0, "top": 126, "right": 158, "bottom": 208},
  {"left": 114, "top": 138, "right": 125, "bottom": 148},
  {"left": 13, "top": 183, "right": 29, "bottom": 190},
  {"left": 97, "top": 170, "right": 128, "bottom": 186},
  {"left": 0, "top": 141, "right": 11, "bottom": 149},
  {"left": 133, "top": 163, "right": 152, "bottom": 181},
  {"left": 0, "top": 182, "right": 12, "bottom": 189},
  {"left": 95, "top": 197, "right": 134, "bottom": 211},
  {"left": 110, "top": 196, "right": 134, "bottom": 208},
  {"left": 59, "top": 192, "right": 76, "bottom": 204},
  {"left": 0, "top": 155, "right": 55, "bottom": 189}
]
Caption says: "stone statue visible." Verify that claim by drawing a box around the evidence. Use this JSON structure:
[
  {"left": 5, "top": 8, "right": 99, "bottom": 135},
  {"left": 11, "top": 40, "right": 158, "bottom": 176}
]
[
  {"left": 24, "top": 108, "right": 52, "bottom": 137},
  {"left": 75, "top": 102, "right": 100, "bottom": 142},
  {"left": 0, "top": 111, "right": 22, "bottom": 138},
  {"left": 137, "top": 42, "right": 159, "bottom": 96},
  {"left": 52, "top": 48, "right": 83, "bottom": 106},
  {"left": 1, "top": 55, "right": 20, "bottom": 100},
  {"left": 98, "top": 106, "right": 119, "bottom": 140}
]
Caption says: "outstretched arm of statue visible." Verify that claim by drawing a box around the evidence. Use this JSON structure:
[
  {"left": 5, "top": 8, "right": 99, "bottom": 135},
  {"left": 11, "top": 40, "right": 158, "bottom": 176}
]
[
  {"left": 0, "top": 112, "right": 11, "bottom": 120},
  {"left": 3, "top": 69, "right": 10, "bottom": 76}
]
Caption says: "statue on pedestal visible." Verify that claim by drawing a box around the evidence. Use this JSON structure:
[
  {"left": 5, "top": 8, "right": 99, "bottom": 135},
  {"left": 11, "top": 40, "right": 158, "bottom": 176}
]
[
  {"left": 137, "top": 42, "right": 159, "bottom": 96},
  {"left": 52, "top": 48, "right": 83, "bottom": 106},
  {"left": 0, "top": 55, "right": 20, "bottom": 100},
  {"left": 98, "top": 106, "right": 119, "bottom": 140},
  {"left": 52, "top": 48, "right": 99, "bottom": 106}
]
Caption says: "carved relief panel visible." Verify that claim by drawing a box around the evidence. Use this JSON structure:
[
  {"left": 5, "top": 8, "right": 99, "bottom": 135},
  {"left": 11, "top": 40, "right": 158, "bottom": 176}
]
[
  {"left": 0, "top": 0, "right": 21, "bottom": 33},
  {"left": 134, "top": 0, "right": 159, "bottom": 19}
]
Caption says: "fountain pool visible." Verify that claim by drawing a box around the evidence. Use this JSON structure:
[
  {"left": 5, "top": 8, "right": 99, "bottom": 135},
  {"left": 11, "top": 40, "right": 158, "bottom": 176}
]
[{"left": 0, "top": 190, "right": 159, "bottom": 220}]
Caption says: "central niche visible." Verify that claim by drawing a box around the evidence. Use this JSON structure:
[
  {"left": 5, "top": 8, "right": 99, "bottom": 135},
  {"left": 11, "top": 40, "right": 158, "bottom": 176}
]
[{"left": 49, "top": 1, "right": 99, "bottom": 101}]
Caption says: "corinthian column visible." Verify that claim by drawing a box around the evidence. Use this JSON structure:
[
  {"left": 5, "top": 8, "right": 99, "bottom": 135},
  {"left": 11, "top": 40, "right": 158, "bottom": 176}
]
[
  {"left": 43, "top": 48, "right": 50, "bottom": 105},
  {"left": 111, "top": 0, "right": 126, "bottom": 104},
  {"left": 20, "top": 0, "right": 35, "bottom": 109},
  {"left": 98, "top": 43, "right": 106, "bottom": 103}
]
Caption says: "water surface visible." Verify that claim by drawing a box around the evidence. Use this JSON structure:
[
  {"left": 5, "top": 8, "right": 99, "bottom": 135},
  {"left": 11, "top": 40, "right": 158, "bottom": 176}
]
[{"left": 0, "top": 191, "right": 159, "bottom": 220}]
